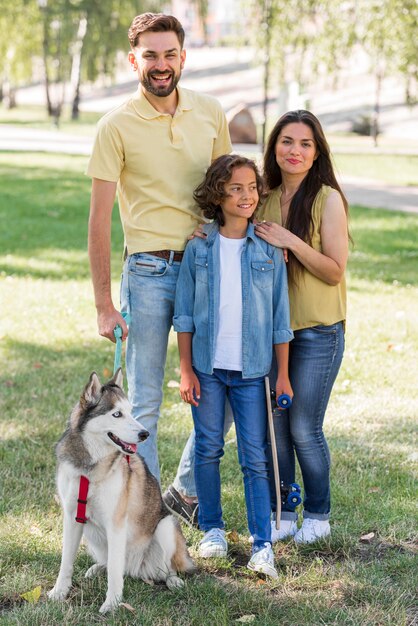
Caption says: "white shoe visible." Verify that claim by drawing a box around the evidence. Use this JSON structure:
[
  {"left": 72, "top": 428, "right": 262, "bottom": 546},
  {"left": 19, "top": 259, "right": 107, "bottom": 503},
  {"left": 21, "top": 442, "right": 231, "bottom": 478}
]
[
  {"left": 293, "top": 518, "right": 330, "bottom": 544},
  {"left": 247, "top": 543, "right": 278, "bottom": 579},
  {"left": 271, "top": 519, "right": 298, "bottom": 543},
  {"left": 199, "top": 528, "right": 228, "bottom": 558}
]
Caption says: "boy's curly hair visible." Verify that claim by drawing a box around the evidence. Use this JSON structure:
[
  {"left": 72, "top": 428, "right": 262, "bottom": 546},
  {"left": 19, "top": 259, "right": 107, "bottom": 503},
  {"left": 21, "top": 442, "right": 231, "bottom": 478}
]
[{"left": 193, "top": 154, "right": 264, "bottom": 226}]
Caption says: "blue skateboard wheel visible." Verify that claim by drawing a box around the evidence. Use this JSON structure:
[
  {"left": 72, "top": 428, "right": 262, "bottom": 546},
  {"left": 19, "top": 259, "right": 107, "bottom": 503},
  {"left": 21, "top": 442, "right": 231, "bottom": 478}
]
[
  {"left": 287, "top": 492, "right": 302, "bottom": 508},
  {"left": 277, "top": 394, "right": 292, "bottom": 409}
]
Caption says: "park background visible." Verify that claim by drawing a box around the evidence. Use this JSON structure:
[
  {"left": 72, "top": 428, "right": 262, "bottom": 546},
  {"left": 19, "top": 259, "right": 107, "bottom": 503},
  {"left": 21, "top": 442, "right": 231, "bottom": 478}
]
[{"left": 0, "top": 1, "right": 417, "bottom": 624}]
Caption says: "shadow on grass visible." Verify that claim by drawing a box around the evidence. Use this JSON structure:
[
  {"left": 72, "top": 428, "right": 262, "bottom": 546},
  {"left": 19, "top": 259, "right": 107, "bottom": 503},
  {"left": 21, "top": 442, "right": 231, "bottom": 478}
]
[
  {"left": 1, "top": 339, "right": 415, "bottom": 516},
  {"left": 0, "top": 161, "right": 123, "bottom": 281}
]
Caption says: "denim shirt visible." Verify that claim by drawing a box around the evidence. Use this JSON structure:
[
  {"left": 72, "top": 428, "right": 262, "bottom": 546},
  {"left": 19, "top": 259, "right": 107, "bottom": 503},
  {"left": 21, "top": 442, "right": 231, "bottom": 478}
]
[{"left": 173, "top": 222, "right": 294, "bottom": 379}]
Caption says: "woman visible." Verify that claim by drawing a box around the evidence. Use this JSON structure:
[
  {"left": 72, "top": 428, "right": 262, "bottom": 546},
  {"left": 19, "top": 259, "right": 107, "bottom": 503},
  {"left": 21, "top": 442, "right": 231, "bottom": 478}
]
[{"left": 254, "top": 109, "right": 349, "bottom": 543}]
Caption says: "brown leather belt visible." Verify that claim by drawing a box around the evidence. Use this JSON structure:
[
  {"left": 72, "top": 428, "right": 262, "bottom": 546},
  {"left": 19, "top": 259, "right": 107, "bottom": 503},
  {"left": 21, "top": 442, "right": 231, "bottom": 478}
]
[{"left": 146, "top": 249, "right": 184, "bottom": 262}]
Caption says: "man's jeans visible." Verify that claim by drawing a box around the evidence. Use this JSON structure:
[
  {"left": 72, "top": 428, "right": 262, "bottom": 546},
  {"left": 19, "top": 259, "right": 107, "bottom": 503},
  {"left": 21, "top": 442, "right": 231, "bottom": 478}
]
[
  {"left": 192, "top": 368, "right": 271, "bottom": 549},
  {"left": 120, "top": 252, "right": 181, "bottom": 482},
  {"left": 269, "top": 322, "right": 345, "bottom": 520}
]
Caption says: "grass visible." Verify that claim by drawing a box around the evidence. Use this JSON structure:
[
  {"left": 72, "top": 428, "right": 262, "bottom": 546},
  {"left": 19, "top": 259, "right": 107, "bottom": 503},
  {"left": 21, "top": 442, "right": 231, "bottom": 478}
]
[
  {"left": 0, "top": 151, "right": 417, "bottom": 625},
  {"left": 0, "top": 104, "right": 101, "bottom": 136},
  {"left": 333, "top": 153, "right": 418, "bottom": 187}
]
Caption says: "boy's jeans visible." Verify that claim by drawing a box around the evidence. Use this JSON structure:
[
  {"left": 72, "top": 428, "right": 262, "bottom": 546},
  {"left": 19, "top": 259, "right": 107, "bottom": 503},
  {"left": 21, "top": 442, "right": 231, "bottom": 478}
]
[
  {"left": 192, "top": 368, "right": 271, "bottom": 549},
  {"left": 173, "top": 402, "right": 233, "bottom": 497},
  {"left": 120, "top": 252, "right": 181, "bottom": 482}
]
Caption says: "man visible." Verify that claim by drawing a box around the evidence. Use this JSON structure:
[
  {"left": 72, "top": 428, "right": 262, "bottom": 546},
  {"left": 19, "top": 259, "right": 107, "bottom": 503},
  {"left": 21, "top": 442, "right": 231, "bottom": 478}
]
[{"left": 87, "top": 13, "right": 232, "bottom": 522}]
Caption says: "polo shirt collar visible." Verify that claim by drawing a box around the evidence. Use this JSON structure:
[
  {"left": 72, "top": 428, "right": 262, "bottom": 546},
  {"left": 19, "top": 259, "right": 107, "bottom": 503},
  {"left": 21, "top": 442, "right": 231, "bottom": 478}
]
[
  {"left": 132, "top": 86, "right": 192, "bottom": 119},
  {"left": 177, "top": 87, "right": 193, "bottom": 112}
]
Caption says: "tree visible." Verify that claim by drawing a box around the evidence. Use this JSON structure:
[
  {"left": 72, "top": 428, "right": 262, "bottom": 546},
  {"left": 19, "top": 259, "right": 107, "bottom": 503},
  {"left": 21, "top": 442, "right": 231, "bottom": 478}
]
[
  {"left": 245, "top": 0, "right": 418, "bottom": 146},
  {"left": 0, "top": 0, "right": 41, "bottom": 108},
  {"left": 0, "top": 0, "right": 162, "bottom": 122},
  {"left": 191, "top": 0, "right": 209, "bottom": 44}
]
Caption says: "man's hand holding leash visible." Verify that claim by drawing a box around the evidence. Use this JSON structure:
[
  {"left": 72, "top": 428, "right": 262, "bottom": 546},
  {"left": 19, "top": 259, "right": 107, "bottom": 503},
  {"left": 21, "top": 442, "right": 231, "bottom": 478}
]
[{"left": 97, "top": 306, "right": 129, "bottom": 343}]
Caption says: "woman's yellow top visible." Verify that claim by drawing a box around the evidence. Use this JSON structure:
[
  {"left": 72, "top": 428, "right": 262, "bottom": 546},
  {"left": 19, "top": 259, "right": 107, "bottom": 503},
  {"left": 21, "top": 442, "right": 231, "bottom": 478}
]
[{"left": 258, "top": 185, "right": 346, "bottom": 331}]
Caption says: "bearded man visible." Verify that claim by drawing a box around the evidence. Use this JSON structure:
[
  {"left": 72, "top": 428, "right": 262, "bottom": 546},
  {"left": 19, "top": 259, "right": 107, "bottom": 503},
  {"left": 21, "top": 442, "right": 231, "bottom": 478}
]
[{"left": 87, "top": 13, "right": 231, "bottom": 494}]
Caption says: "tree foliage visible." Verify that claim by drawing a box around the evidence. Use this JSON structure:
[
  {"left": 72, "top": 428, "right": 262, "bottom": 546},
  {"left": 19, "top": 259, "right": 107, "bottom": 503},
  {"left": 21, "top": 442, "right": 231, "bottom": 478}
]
[
  {"left": 0, "top": 0, "right": 162, "bottom": 117},
  {"left": 245, "top": 0, "right": 417, "bottom": 145}
]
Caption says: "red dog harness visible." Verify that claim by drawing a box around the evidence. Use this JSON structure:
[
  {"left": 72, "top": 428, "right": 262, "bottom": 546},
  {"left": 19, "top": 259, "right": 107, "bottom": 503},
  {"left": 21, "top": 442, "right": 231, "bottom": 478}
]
[{"left": 75, "top": 456, "right": 130, "bottom": 524}]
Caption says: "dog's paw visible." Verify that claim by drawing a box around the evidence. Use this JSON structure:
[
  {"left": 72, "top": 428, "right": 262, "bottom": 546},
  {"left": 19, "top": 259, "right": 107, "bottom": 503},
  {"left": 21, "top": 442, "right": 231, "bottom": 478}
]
[
  {"left": 165, "top": 574, "right": 184, "bottom": 590},
  {"left": 85, "top": 564, "right": 105, "bottom": 579},
  {"left": 99, "top": 597, "right": 120, "bottom": 614},
  {"left": 48, "top": 586, "right": 69, "bottom": 601}
]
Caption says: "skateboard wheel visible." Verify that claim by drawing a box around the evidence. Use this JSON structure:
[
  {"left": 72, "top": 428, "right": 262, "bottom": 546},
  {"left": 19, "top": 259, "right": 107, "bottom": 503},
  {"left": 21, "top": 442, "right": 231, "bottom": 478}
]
[
  {"left": 277, "top": 394, "right": 292, "bottom": 409},
  {"left": 287, "top": 493, "right": 302, "bottom": 507},
  {"left": 290, "top": 482, "right": 301, "bottom": 493}
]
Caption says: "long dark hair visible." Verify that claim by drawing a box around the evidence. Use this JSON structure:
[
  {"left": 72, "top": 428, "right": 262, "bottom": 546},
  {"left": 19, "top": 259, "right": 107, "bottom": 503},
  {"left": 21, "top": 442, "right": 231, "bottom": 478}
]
[
  {"left": 194, "top": 154, "right": 264, "bottom": 226},
  {"left": 264, "top": 110, "right": 349, "bottom": 283}
]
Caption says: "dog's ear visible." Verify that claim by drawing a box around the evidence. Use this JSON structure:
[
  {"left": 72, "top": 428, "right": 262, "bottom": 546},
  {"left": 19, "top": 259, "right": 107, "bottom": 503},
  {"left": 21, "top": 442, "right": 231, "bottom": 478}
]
[
  {"left": 110, "top": 367, "right": 123, "bottom": 389},
  {"left": 80, "top": 372, "right": 102, "bottom": 408}
]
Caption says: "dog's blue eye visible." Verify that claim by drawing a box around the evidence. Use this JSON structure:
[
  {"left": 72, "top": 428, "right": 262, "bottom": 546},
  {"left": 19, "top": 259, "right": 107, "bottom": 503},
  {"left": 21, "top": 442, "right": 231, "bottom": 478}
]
[{"left": 112, "top": 411, "right": 122, "bottom": 418}]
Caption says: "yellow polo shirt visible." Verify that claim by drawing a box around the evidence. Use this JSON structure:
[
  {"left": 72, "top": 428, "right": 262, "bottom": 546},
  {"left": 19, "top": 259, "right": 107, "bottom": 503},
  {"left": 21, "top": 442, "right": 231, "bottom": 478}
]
[{"left": 86, "top": 86, "right": 232, "bottom": 254}]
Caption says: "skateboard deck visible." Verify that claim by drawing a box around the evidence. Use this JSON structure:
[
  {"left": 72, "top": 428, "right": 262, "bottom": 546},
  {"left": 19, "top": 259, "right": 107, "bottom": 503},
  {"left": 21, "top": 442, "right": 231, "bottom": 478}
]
[{"left": 265, "top": 376, "right": 281, "bottom": 529}]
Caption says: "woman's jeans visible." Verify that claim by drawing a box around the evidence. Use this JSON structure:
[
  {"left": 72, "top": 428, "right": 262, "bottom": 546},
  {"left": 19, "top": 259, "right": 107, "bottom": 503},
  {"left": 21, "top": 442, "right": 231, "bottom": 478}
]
[
  {"left": 192, "top": 368, "right": 271, "bottom": 549},
  {"left": 269, "top": 322, "right": 345, "bottom": 521}
]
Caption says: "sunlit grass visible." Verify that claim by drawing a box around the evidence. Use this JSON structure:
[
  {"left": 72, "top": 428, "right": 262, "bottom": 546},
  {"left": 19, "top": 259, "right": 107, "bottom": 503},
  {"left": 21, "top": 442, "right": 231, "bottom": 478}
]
[{"left": 334, "top": 153, "right": 418, "bottom": 186}]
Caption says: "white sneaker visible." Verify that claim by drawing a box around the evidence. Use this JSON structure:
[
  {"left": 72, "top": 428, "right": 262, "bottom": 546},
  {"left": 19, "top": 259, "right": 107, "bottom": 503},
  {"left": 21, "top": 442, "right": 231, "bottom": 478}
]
[
  {"left": 199, "top": 528, "right": 228, "bottom": 558},
  {"left": 247, "top": 543, "right": 278, "bottom": 579},
  {"left": 271, "top": 519, "right": 298, "bottom": 543},
  {"left": 293, "top": 518, "right": 330, "bottom": 544}
]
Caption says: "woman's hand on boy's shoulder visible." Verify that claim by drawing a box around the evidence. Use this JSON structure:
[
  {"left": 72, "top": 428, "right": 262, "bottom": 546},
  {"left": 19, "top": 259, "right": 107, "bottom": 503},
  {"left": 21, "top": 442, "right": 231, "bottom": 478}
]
[{"left": 255, "top": 221, "right": 288, "bottom": 262}]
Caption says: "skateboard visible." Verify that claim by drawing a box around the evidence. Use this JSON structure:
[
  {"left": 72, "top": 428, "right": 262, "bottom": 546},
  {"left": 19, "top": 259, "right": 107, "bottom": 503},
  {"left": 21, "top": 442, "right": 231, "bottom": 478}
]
[{"left": 265, "top": 378, "right": 299, "bottom": 529}]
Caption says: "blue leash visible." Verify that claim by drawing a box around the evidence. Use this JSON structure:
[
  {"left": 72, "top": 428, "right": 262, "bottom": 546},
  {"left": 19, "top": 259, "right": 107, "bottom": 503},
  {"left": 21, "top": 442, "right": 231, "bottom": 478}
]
[{"left": 113, "top": 312, "right": 130, "bottom": 374}]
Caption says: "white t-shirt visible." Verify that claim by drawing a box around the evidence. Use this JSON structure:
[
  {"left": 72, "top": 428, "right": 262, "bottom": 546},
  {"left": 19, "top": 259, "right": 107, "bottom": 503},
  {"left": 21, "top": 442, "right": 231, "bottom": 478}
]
[{"left": 213, "top": 234, "right": 245, "bottom": 371}]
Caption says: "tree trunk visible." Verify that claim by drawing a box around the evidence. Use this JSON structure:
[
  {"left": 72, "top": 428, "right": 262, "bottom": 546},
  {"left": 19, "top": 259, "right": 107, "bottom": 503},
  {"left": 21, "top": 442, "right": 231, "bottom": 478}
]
[
  {"left": 70, "top": 15, "right": 88, "bottom": 120},
  {"left": 372, "top": 69, "right": 382, "bottom": 148},
  {"left": 2, "top": 78, "right": 16, "bottom": 109},
  {"left": 261, "top": 0, "right": 273, "bottom": 152}
]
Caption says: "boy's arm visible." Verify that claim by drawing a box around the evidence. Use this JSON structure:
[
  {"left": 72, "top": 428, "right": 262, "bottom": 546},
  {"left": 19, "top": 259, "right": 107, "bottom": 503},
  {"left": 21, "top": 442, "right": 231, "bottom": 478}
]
[
  {"left": 274, "top": 342, "right": 293, "bottom": 400},
  {"left": 271, "top": 246, "right": 294, "bottom": 400},
  {"left": 178, "top": 333, "right": 200, "bottom": 406}
]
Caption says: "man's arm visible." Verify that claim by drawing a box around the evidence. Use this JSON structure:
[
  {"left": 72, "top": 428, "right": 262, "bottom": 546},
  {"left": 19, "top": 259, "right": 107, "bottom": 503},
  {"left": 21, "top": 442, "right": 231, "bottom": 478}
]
[{"left": 88, "top": 177, "right": 127, "bottom": 342}]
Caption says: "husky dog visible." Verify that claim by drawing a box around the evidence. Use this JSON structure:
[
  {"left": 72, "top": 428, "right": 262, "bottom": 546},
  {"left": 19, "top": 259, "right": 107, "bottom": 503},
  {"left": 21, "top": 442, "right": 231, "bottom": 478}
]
[{"left": 48, "top": 370, "right": 195, "bottom": 614}]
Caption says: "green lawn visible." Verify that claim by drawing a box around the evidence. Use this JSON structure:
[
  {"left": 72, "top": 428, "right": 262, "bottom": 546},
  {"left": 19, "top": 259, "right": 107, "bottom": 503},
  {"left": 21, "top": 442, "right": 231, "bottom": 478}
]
[
  {"left": 0, "top": 152, "right": 417, "bottom": 625},
  {"left": 333, "top": 153, "right": 418, "bottom": 187}
]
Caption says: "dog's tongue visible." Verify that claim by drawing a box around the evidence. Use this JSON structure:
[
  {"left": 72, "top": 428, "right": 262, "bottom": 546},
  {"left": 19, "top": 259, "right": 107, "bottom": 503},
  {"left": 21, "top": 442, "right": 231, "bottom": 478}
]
[{"left": 125, "top": 442, "right": 137, "bottom": 454}]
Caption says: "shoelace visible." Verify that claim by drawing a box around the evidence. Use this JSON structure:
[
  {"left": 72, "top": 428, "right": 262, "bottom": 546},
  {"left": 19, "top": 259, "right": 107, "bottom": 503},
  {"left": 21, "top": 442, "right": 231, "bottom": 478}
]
[{"left": 203, "top": 528, "right": 225, "bottom": 544}]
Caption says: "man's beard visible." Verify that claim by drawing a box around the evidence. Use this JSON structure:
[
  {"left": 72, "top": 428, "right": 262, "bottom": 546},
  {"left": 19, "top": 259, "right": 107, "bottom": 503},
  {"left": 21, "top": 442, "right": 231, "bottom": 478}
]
[{"left": 141, "top": 70, "right": 181, "bottom": 97}]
